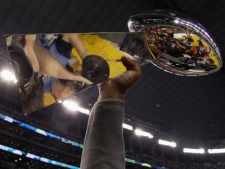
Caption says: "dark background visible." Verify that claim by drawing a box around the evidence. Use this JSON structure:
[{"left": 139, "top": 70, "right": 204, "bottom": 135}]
[{"left": 0, "top": 0, "right": 225, "bottom": 155}]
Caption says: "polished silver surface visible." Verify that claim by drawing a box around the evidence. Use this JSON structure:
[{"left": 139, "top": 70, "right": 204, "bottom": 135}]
[
  {"left": 5, "top": 32, "right": 150, "bottom": 114},
  {"left": 128, "top": 10, "right": 222, "bottom": 76},
  {"left": 4, "top": 10, "right": 223, "bottom": 115}
]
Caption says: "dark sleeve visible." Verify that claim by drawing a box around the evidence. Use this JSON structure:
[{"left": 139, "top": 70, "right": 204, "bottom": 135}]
[{"left": 80, "top": 98, "right": 125, "bottom": 169}]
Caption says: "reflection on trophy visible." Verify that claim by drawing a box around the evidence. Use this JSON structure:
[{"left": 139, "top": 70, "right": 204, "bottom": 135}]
[
  {"left": 6, "top": 33, "right": 149, "bottom": 115},
  {"left": 128, "top": 9, "right": 222, "bottom": 76},
  {"left": 5, "top": 10, "right": 222, "bottom": 115}
]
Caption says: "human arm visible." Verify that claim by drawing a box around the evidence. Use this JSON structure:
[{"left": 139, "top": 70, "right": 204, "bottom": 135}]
[
  {"left": 80, "top": 56, "right": 142, "bottom": 169},
  {"left": 62, "top": 33, "right": 87, "bottom": 59},
  {"left": 24, "top": 35, "right": 92, "bottom": 84}
]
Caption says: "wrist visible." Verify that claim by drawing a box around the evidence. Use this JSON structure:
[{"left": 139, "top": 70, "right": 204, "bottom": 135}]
[
  {"left": 98, "top": 92, "right": 125, "bottom": 101},
  {"left": 98, "top": 82, "right": 126, "bottom": 101}
]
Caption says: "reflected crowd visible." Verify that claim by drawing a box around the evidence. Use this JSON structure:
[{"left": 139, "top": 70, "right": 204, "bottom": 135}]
[{"left": 146, "top": 26, "right": 217, "bottom": 72}]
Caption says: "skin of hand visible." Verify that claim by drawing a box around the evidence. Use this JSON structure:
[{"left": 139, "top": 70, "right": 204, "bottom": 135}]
[
  {"left": 98, "top": 55, "right": 142, "bottom": 101},
  {"left": 24, "top": 35, "right": 92, "bottom": 84}
]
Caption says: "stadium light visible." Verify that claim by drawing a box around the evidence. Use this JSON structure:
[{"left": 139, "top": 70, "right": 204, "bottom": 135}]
[
  {"left": 208, "top": 148, "right": 225, "bottom": 154},
  {"left": 158, "top": 139, "right": 176, "bottom": 148},
  {"left": 1, "top": 70, "right": 16, "bottom": 83},
  {"left": 174, "top": 19, "right": 180, "bottom": 24},
  {"left": 183, "top": 148, "right": 205, "bottom": 154},
  {"left": 63, "top": 100, "right": 90, "bottom": 114},
  {"left": 134, "top": 129, "right": 153, "bottom": 138},
  {"left": 122, "top": 123, "right": 133, "bottom": 130}
]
